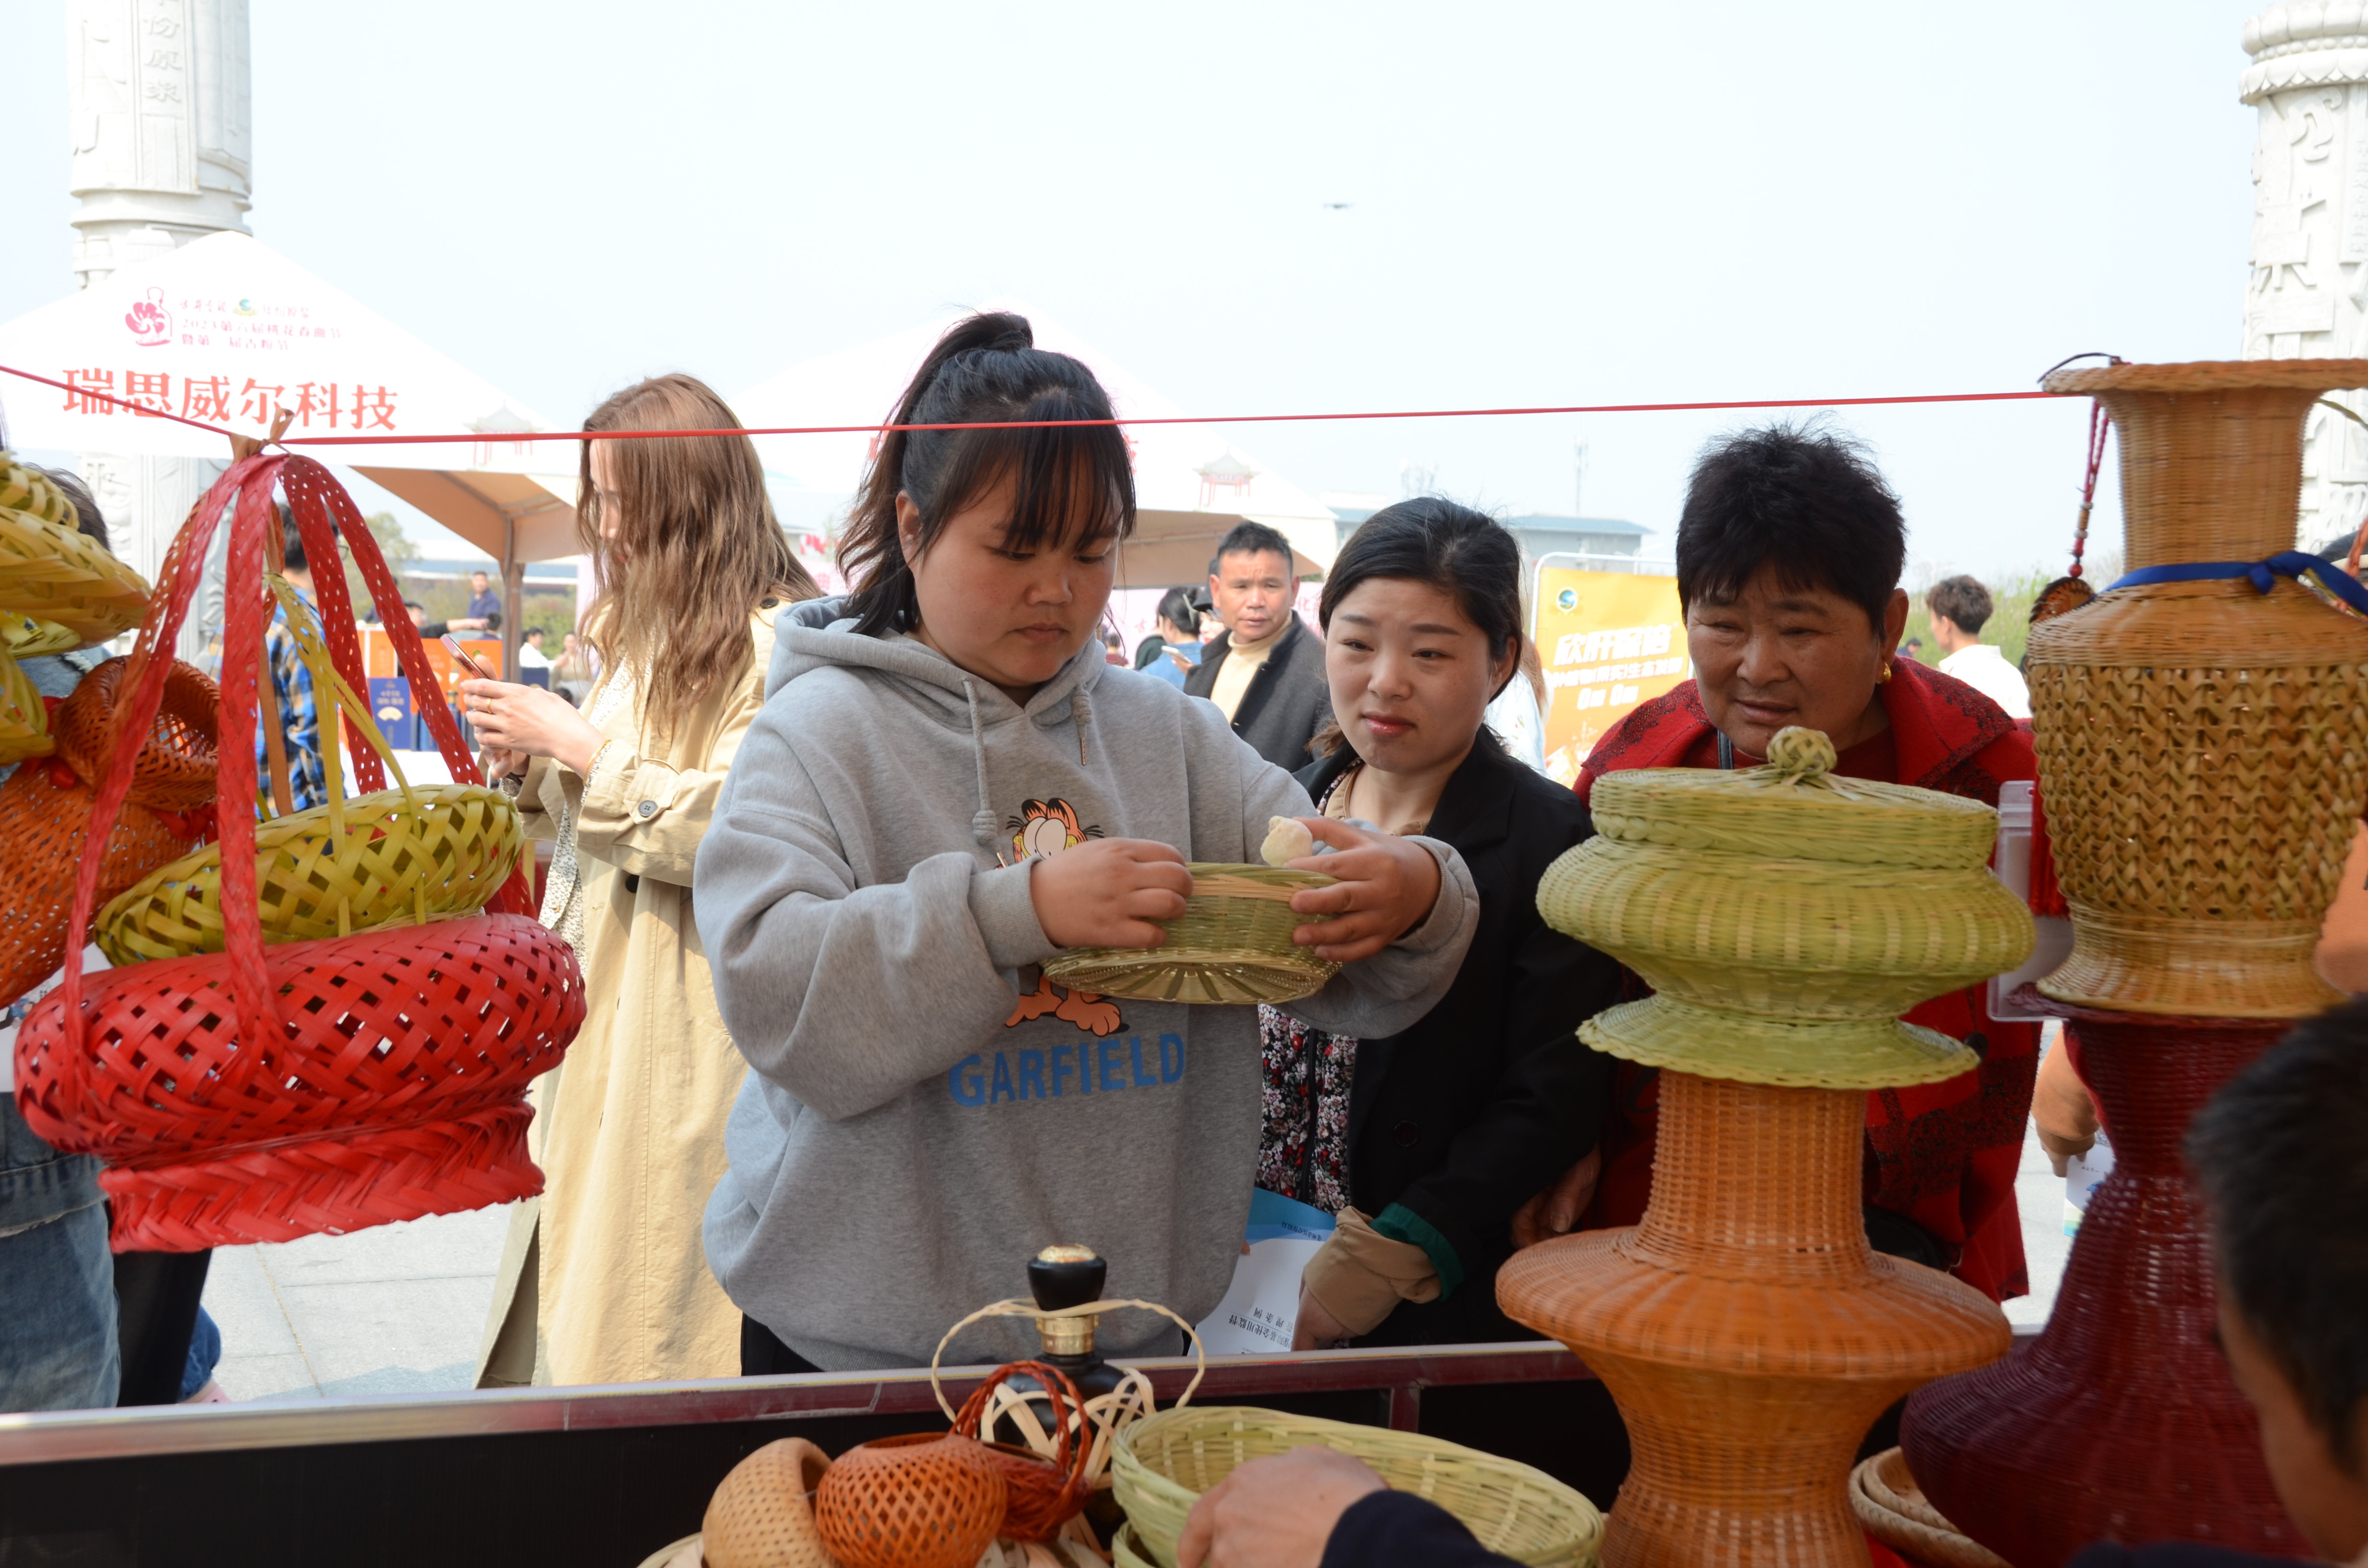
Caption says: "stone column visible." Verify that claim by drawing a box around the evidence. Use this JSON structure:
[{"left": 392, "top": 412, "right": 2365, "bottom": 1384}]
[
  {"left": 67, "top": 0, "right": 251, "bottom": 649},
  {"left": 2241, "top": 4, "right": 2368, "bottom": 551}
]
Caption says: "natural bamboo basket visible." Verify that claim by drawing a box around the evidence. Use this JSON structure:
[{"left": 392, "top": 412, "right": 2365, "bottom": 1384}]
[
  {"left": 0, "top": 456, "right": 151, "bottom": 647},
  {"left": 95, "top": 782, "right": 523, "bottom": 964},
  {"left": 1848, "top": 1449, "right": 2007, "bottom": 1568},
  {"left": 703, "top": 1437, "right": 837, "bottom": 1568},
  {"left": 0, "top": 649, "right": 52, "bottom": 766},
  {"left": 1506, "top": 726, "right": 2021, "bottom": 1568},
  {"left": 1042, "top": 864, "right": 1341, "bottom": 1004},
  {"left": 1535, "top": 727, "right": 2033, "bottom": 1089},
  {"left": 1111, "top": 1405, "right": 1603, "bottom": 1568},
  {"left": 93, "top": 574, "right": 523, "bottom": 964},
  {"left": 2027, "top": 359, "right": 2368, "bottom": 1017}
]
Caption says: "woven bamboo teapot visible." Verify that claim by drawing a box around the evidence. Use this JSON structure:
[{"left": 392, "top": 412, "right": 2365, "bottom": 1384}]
[
  {"left": 2028, "top": 359, "right": 2368, "bottom": 1017},
  {"left": 1535, "top": 726, "right": 2034, "bottom": 1090}
]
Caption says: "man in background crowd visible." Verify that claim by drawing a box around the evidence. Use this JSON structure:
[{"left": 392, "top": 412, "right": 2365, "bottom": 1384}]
[
  {"left": 518, "top": 626, "right": 554, "bottom": 671},
  {"left": 1926, "top": 575, "right": 2030, "bottom": 720},
  {"left": 1184, "top": 520, "right": 1332, "bottom": 769},
  {"left": 466, "top": 569, "right": 503, "bottom": 631}
]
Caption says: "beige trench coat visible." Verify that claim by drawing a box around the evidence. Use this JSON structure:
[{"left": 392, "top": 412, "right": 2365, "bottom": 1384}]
[{"left": 474, "top": 607, "right": 777, "bottom": 1386}]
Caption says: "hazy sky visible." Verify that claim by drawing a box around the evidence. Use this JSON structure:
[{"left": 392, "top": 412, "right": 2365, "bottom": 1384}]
[{"left": 2, "top": 1, "right": 2268, "bottom": 578}]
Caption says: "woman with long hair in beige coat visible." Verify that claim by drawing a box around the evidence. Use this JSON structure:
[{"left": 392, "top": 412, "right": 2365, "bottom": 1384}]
[{"left": 458, "top": 374, "right": 817, "bottom": 1384}]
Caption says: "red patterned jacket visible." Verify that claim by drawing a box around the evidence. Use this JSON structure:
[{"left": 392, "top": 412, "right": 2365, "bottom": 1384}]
[{"left": 1574, "top": 657, "right": 2040, "bottom": 1301}]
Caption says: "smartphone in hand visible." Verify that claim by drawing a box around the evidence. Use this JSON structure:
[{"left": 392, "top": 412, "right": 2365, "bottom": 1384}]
[{"left": 442, "top": 634, "right": 498, "bottom": 682}]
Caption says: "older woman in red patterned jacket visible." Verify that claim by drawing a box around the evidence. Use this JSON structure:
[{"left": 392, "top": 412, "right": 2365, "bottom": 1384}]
[{"left": 1525, "top": 423, "right": 2039, "bottom": 1303}]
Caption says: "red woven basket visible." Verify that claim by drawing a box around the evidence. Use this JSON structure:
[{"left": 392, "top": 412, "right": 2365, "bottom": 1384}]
[
  {"left": 1902, "top": 997, "right": 2307, "bottom": 1565},
  {"left": 12, "top": 455, "right": 576, "bottom": 1251},
  {"left": 956, "top": 1360, "right": 1093, "bottom": 1541},
  {"left": 0, "top": 656, "right": 218, "bottom": 1008}
]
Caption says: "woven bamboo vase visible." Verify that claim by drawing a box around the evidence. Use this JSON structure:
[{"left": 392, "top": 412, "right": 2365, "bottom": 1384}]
[
  {"left": 1500, "top": 729, "right": 2028, "bottom": 1568},
  {"left": 2025, "top": 359, "right": 2368, "bottom": 1018}
]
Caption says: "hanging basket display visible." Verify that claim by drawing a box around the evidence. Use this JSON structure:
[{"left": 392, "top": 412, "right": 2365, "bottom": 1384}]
[
  {"left": 1043, "top": 864, "right": 1340, "bottom": 1004},
  {"left": 2025, "top": 359, "right": 2368, "bottom": 1018},
  {"left": 12, "top": 453, "right": 572, "bottom": 1251},
  {"left": 0, "top": 656, "right": 219, "bottom": 1009}
]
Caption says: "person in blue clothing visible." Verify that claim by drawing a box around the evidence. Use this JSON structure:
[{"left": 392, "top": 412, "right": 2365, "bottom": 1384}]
[
  {"left": 257, "top": 511, "right": 330, "bottom": 812},
  {"left": 465, "top": 568, "right": 503, "bottom": 630},
  {"left": 1180, "top": 1000, "right": 2368, "bottom": 1568}
]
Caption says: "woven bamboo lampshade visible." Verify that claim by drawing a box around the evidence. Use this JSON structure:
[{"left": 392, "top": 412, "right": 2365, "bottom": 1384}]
[
  {"left": 1901, "top": 998, "right": 2306, "bottom": 1566},
  {"left": 2025, "top": 360, "right": 2368, "bottom": 1017},
  {"left": 1502, "top": 728, "right": 2026, "bottom": 1568}
]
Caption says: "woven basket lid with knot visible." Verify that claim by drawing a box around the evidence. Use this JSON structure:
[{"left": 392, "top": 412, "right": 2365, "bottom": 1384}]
[{"left": 1537, "top": 726, "right": 2035, "bottom": 1090}]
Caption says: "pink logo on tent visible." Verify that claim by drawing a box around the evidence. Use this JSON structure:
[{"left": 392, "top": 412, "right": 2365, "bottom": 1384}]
[{"left": 124, "top": 288, "right": 172, "bottom": 347}]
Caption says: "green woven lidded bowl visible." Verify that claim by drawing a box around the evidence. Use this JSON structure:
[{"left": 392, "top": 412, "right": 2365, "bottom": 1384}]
[
  {"left": 1537, "top": 726, "right": 2034, "bottom": 1090},
  {"left": 1043, "top": 863, "right": 1340, "bottom": 1004},
  {"left": 1112, "top": 1405, "right": 1603, "bottom": 1568}
]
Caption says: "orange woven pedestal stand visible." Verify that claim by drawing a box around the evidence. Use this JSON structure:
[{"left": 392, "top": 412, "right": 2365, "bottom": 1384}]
[
  {"left": 814, "top": 1431, "right": 1007, "bottom": 1568},
  {"left": 1902, "top": 996, "right": 2306, "bottom": 1566},
  {"left": 2027, "top": 360, "right": 2368, "bottom": 1018},
  {"left": 0, "top": 655, "right": 219, "bottom": 1007},
  {"left": 12, "top": 453, "right": 572, "bottom": 1251},
  {"left": 1499, "top": 1072, "right": 2010, "bottom": 1568}
]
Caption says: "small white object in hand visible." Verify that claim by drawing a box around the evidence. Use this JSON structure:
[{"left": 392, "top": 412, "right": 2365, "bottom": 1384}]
[{"left": 1261, "top": 815, "right": 1316, "bottom": 867}]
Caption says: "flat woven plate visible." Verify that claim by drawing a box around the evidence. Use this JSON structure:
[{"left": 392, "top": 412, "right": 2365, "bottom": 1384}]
[{"left": 1042, "top": 863, "right": 1341, "bottom": 1005}]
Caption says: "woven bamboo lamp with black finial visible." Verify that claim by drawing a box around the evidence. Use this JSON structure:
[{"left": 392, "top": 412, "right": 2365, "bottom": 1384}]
[{"left": 1498, "top": 727, "right": 2031, "bottom": 1568}]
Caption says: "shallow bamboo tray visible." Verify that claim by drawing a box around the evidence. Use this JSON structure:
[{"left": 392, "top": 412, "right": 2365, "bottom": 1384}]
[
  {"left": 1849, "top": 1448, "right": 2007, "bottom": 1568},
  {"left": 1112, "top": 1405, "right": 1601, "bottom": 1568},
  {"left": 1043, "top": 864, "right": 1340, "bottom": 1004}
]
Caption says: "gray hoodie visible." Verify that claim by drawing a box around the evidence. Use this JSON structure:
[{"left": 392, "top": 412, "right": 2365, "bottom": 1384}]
[{"left": 693, "top": 621, "right": 1478, "bottom": 1371}]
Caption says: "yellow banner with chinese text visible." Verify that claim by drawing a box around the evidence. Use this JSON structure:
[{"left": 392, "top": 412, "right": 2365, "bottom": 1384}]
[{"left": 1533, "top": 567, "right": 1689, "bottom": 786}]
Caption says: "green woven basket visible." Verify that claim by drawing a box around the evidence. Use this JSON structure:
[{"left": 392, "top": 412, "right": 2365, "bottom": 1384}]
[
  {"left": 1534, "top": 727, "right": 2034, "bottom": 1090},
  {"left": 1112, "top": 1406, "right": 1603, "bottom": 1568},
  {"left": 1043, "top": 864, "right": 1341, "bottom": 1005}
]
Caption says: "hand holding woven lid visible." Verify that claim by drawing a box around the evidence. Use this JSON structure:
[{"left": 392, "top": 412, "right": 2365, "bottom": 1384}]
[
  {"left": 1537, "top": 725, "right": 2034, "bottom": 1089},
  {"left": 1042, "top": 863, "right": 1341, "bottom": 1005}
]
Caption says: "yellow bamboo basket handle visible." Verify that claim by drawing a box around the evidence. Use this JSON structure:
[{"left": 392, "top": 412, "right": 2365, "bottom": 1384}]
[{"left": 928, "top": 1297, "right": 1208, "bottom": 1427}]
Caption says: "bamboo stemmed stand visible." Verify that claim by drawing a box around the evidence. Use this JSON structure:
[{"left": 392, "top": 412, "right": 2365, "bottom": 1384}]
[{"left": 1503, "top": 727, "right": 2031, "bottom": 1568}]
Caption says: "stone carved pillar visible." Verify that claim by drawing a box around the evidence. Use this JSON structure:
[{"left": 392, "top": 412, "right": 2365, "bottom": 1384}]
[
  {"left": 2241, "top": 4, "right": 2368, "bottom": 550},
  {"left": 66, "top": 0, "right": 249, "bottom": 655}
]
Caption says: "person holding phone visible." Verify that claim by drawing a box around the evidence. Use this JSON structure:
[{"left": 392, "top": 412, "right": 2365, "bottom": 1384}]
[{"left": 456, "top": 373, "right": 817, "bottom": 1387}]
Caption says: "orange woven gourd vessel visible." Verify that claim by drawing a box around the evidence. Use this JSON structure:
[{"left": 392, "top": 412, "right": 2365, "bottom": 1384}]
[
  {"left": 956, "top": 1361, "right": 1092, "bottom": 1542},
  {"left": 2027, "top": 360, "right": 2368, "bottom": 1017},
  {"left": 12, "top": 454, "right": 571, "bottom": 1251},
  {"left": 813, "top": 1432, "right": 1007, "bottom": 1568},
  {"left": 0, "top": 656, "right": 218, "bottom": 1008}
]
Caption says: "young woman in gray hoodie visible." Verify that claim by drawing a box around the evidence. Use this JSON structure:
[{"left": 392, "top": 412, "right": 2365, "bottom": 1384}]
[{"left": 693, "top": 314, "right": 1479, "bottom": 1373}]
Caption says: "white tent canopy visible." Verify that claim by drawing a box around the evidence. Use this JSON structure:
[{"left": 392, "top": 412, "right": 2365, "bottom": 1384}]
[
  {"left": 731, "top": 304, "right": 1342, "bottom": 588},
  {"left": 0, "top": 232, "right": 578, "bottom": 667}
]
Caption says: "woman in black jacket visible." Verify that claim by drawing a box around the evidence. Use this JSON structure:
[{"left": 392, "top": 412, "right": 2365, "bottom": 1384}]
[{"left": 1262, "top": 498, "right": 1622, "bottom": 1348}]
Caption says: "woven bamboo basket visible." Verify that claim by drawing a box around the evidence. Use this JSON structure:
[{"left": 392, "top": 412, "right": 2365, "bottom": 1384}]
[
  {"left": 0, "top": 657, "right": 219, "bottom": 1007},
  {"left": 0, "top": 649, "right": 53, "bottom": 766},
  {"left": 1534, "top": 727, "right": 2033, "bottom": 1090},
  {"left": 1505, "top": 727, "right": 2020, "bottom": 1568},
  {"left": 0, "top": 456, "right": 151, "bottom": 647},
  {"left": 1848, "top": 1450, "right": 2007, "bottom": 1568},
  {"left": 814, "top": 1432, "right": 1007, "bottom": 1568},
  {"left": 2026, "top": 359, "right": 2368, "bottom": 1017},
  {"left": 95, "top": 782, "right": 522, "bottom": 964},
  {"left": 3, "top": 609, "right": 87, "bottom": 660},
  {"left": 1042, "top": 864, "right": 1341, "bottom": 1004},
  {"left": 1111, "top": 1406, "right": 1603, "bottom": 1568},
  {"left": 703, "top": 1437, "right": 836, "bottom": 1568}
]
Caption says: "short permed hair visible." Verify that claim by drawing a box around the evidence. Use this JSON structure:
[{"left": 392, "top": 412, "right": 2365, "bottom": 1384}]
[
  {"left": 1674, "top": 422, "right": 1905, "bottom": 631},
  {"left": 1926, "top": 575, "right": 1995, "bottom": 635},
  {"left": 1212, "top": 521, "right": 1294, "bottom": 574},
  {"left": 2188, "top": 1001, "right": 2368, "bottom": 1470}
]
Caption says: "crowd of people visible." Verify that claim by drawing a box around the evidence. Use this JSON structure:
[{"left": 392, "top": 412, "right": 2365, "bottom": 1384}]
[{"left": 5, "top": 309, "right": 2352, "bottom": 1568}]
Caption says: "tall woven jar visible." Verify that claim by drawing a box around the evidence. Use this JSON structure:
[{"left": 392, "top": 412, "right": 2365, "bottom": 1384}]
[
  {"left": 2027, "top": 359, "right": 2368, "bottom": 1017},
  {"left": 1498, "top": 729, "right": 2030, "bottom": 1568}
]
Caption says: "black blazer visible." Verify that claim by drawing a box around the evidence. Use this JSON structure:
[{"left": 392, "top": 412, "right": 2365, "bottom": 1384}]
[
  {"left": 1293, "top": 736, "right": 1622, "bottom": 1345},
  {"left": 1186, "top": 617, "right": 1334, "bottom": 771}
]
